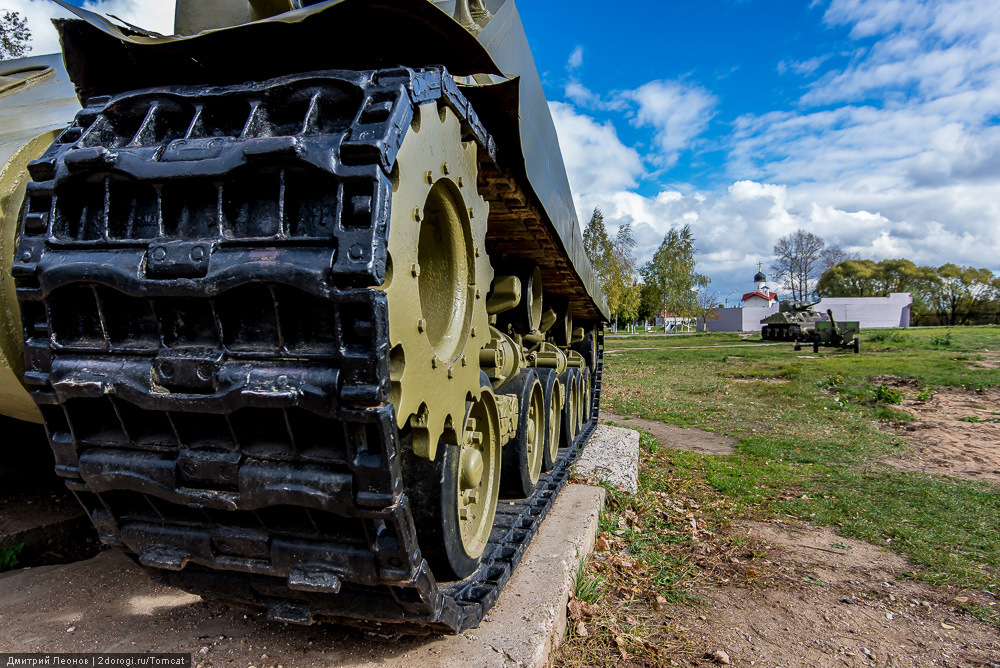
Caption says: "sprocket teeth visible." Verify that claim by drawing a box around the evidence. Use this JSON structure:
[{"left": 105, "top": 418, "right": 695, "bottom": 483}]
[{"left": 382, "top": 102, "right": 492, "bottom": 460}]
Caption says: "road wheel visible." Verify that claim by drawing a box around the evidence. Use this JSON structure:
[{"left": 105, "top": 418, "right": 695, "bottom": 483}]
[
  {"left": 559, "top": 368, "right": 579, "bottom": 448},
  {"left": 538, "top": 368, "right": 562, "bottom": 471},
  {"left": 404, "top": 378, "right": 502, "bottom": 580},
  {"left": 499, "top": 369, "right": 545, "bottom": 497}
]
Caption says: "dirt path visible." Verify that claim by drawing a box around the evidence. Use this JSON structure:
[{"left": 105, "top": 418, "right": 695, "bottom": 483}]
[
  {"left": 605, "top": 343, "right": 784, "bottom": 354},
  {"left": 666, "top": 521, "right": 1000, "bottom": 667},
  {"left": 600, "top": 411, "right": 736, "bottom": 455}
]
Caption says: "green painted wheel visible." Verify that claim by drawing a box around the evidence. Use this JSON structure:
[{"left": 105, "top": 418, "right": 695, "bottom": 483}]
[
  {"left": 559, "top": 368, "right": 579, "bottom": 448},
  {"left": 539, "top": 368, "right": 562, "bottom": 471},
  {"left": 500, "top": 369, "right": 545, "bottom": 496},
  {"left": 403, "top": 378, "right": 501, "bottom": 580}
]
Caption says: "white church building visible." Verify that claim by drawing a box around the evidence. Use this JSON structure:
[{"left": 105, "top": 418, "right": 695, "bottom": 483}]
[
  {"left": 740, "top": 265, "right": 778, "bottom": 308},
  {"left": 705, "top": 266, "right": 913, "bottom": 332}
]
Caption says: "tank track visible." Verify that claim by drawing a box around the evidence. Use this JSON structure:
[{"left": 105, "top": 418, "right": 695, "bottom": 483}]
[{"left": 13, "top": 66, "right": 603, "bottom": 634}]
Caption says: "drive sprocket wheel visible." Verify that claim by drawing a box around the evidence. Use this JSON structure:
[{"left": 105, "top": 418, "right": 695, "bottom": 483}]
[{"left": 382, "top": 102, "right": 493, "bottom": 461}]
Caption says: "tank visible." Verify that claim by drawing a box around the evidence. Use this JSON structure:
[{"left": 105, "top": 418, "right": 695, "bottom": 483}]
[
  {"left": 0, "top": 0, "right": 608, "bottom": 634},
  {"left": 760, "top": 300, "right": 826, "bottom": 341}
]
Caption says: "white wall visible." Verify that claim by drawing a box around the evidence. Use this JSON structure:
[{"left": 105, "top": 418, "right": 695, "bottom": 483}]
[
  {"left": 706, "top": 305, "right": 778, "bottom": 332},
  {"left": 814, "top": 293, "right": 913, "bottom": 329}
]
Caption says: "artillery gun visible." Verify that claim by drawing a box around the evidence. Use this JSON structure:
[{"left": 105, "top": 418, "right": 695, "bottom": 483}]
[
  {"left": 807, "top": 309, "right": 861, "bottom": 354},
  {"left": 0, "top": 0, "right": 607, "bottom": 633}
]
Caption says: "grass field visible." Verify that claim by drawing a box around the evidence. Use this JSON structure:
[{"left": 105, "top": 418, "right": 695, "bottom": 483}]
[{"left": 557, "top": 326, "right": 1000, "bottom": 664}]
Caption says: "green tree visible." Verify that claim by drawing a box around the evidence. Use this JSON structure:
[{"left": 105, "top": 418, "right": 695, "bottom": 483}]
[
  {"left": 816, "top": 258, "right": 925, "bottom": 298},
  {"left": 928, "top": 264, "right": 998, "bottom": 325},
  {"left": 610, "top": 224, "right": 642, "bottom": 326},
  {"left": 817, "top": 259, "right": 997, "bottom": 325},
  {"left": 816, "top": 259, "right": 879, "bottom": 297},
  {"left": 582, "top": 208, "right": 640, "bottom": 329},
  {"left": 1, "top": 11, "right": 30, "bottom": 60},
  {"left": 583, "top": 208, "right": 612, "bottom": 285},
  {"left": 640, "top": 225, "right": 709, "bottom": 323}
]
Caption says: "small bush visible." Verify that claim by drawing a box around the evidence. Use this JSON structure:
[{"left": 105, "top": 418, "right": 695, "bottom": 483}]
[
  {"left": 867, "top": 330, "right": 910, "bottom": 344},
  {"left": 930, "top": 331, "right": 953, "bottom": 347},
  {"left": 819, "top": 371, "right": 845, "bottom": 390},
  {"left": 873, "top": 382, "right": 905, "bottom": 405},
  {"left": 916, "top": 385, "right": 934, "bottom": 401}
]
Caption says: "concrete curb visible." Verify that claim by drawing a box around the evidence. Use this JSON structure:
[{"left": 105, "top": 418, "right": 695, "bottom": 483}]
[{"left": 573, "top": 424, "right": 640, "bottom": 494}]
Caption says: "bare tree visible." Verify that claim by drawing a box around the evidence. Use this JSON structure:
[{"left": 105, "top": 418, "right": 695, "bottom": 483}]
[
  {"left": 0, "top": 11, "right": 31, "bottom": 60},
  {"left": 770, "top": 229, "right": 825, "bottom": 301},
  {"left": 819, "top": 245, "right": 861, "bottom": 274}
]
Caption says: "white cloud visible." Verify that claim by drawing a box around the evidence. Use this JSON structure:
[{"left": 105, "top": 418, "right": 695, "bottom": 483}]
[
  {"left": 548, "top": 101, "right": 644, "bottom": 202},
  {"left": 622, "top": 80, "right": 717, "bottom": 167},
  {"left": 777, "top": 55, "right": 831, "bottom": 76},
  {"left": 567, "top": 45, "right": 583, "bottom": 71},
  {"left": 3, "top": 0, "right": 175, "bottom": 56},
  {"left": 720, "top": 0, "right": 1000, "bottom": 289}
]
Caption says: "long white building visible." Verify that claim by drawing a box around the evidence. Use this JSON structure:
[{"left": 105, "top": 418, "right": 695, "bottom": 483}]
[{"left": 705, "top": 268, "right": 913, "bottom": 332}]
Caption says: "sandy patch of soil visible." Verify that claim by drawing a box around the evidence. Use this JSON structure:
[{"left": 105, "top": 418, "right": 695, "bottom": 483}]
[
  {"left": 882, "top": 384, "right": 1000, "bottom": 485},
  {"left": 963, "top": 350, "right": 1000, "bottom": 370},
  {"left": 600, "top": 411, "right": 736, "bottom": 455},
  {"left": 731, "top": 377, "right": 792, "bottom": 385},
  {"left": 668, "top": 521, "right": 1000, "bottom": 667}
]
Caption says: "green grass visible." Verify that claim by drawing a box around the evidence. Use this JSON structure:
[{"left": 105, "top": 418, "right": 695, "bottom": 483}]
[{"left": 599, "top": 325, "right": 1000, "bottom": 620}]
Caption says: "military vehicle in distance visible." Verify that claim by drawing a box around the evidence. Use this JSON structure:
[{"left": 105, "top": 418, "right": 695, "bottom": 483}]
[
  {"left": 760, "top": 301, "right": 826, "bottom": 341},
  {"left": 810, "top": 310, "right": 861, "bottom": 354},
  {"left": 761, "top": 302, "right": 860, "bottom": 353},
  {"left": 0, "top": 0, "right": 608, "bottom": 633}
]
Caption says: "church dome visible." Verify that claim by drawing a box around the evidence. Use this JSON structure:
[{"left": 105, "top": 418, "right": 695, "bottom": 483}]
[{"left": 754, "top": 270, "right": 766, "bottom": 282}]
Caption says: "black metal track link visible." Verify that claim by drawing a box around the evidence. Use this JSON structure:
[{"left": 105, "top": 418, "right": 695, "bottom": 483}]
[{"left": 13, "top": 65, "right": 601, "bottom": 634}]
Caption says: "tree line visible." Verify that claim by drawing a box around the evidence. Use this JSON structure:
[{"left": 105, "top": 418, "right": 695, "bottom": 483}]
[
  {"left": 771, "top": 228, "right": 999, "bottom": 326},
  {"left": 583, "top": 208, "right": 710, "bottom": 329},
  {"left": 1, "top": 11, "right": 30, "bottom": 60}
]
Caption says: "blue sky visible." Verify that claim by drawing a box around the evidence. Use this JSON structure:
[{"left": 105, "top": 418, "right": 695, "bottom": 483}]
[{"left": 7, "top": 0, "right": 1000, "bottom": 302}]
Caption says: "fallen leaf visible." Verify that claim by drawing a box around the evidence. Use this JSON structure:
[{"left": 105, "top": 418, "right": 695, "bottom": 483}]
[
  {"left": 953, "top": 596, "right": 969, "bottom": 604},
  {"left": 595, "top": 535, "right": 610, "bottom": 551},
  {"left": 941, "top": 622, "right": 954, "bottom": 629},
  {"left": 568, "top": 598, "right": 583, "bottom": 621},
  {"left": 614, "top": 635, "right": 628, "bottom": 660},
  {"left": 653, "top": 594, "right": 668, "bottom": 612},
  {"left": 575, "top": 621, "right": 589, "bottom": 637}
]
